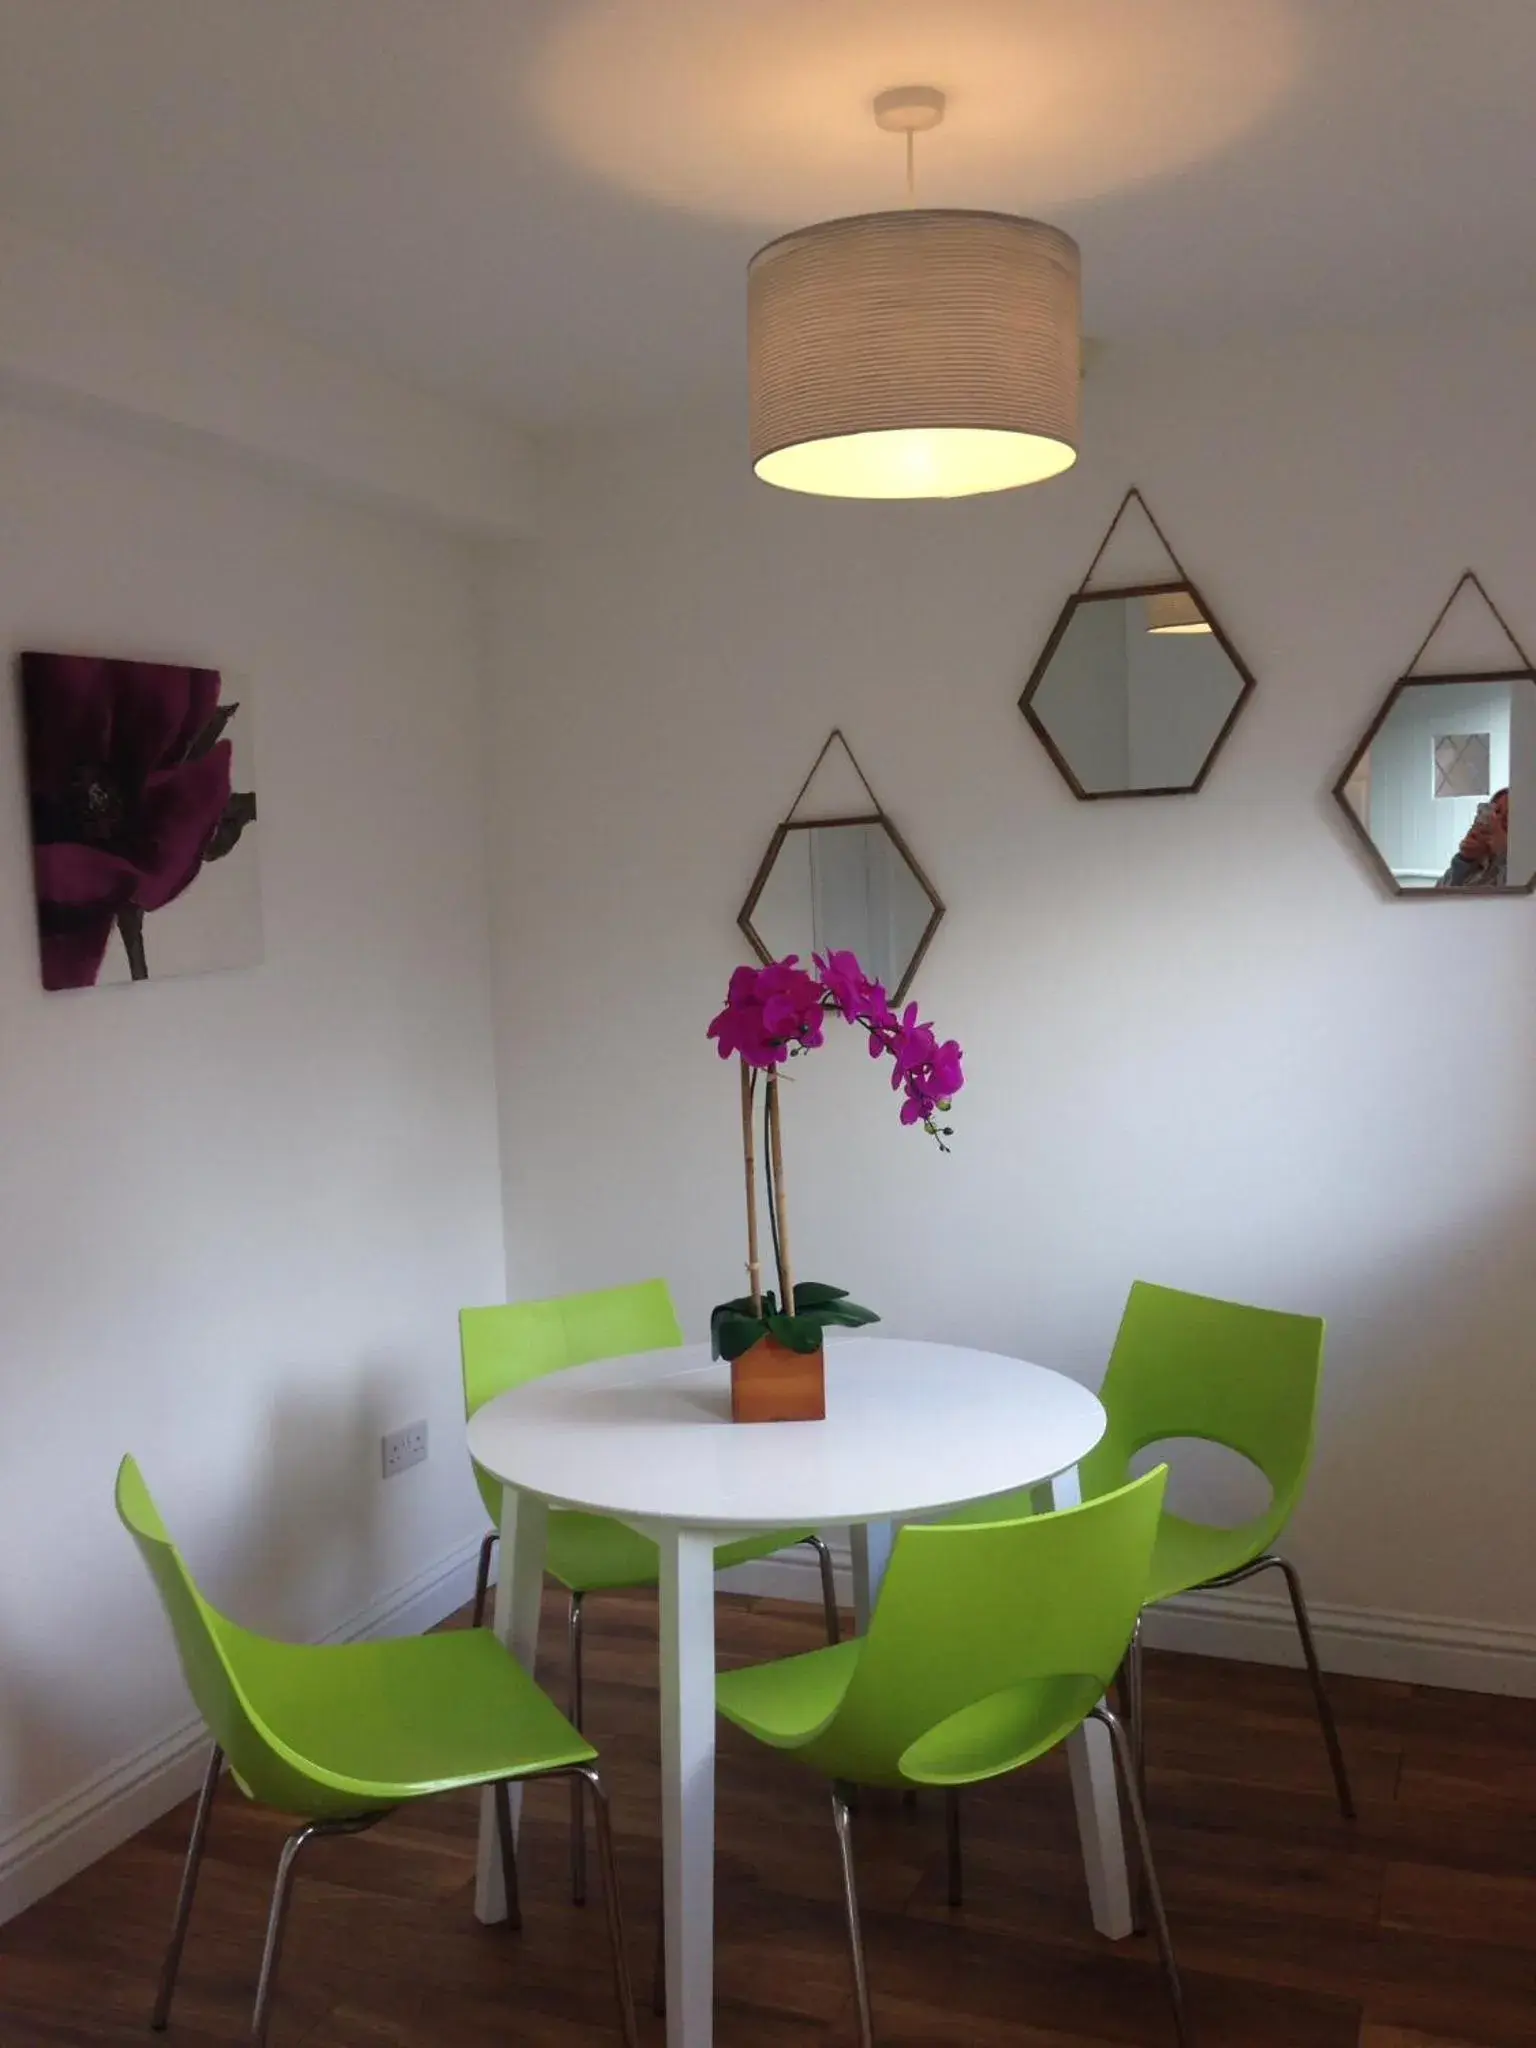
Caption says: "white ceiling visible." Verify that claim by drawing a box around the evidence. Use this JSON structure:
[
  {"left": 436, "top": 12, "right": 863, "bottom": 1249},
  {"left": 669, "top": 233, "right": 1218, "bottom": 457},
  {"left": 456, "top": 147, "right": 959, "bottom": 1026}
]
[{"left": 1, "top": 0, "right": 1533, "bottom": 428}]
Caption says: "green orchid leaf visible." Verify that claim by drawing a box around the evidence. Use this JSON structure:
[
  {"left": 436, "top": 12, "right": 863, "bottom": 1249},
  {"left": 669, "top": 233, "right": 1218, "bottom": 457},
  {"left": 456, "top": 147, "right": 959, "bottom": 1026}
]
[
  {"left": 791, "top": 1281, "right": 850, "bottom": 1309},
  {"left": 784, "top": 1313, "right": 829, "bottom": 1352},
  {"left": 713, "top": 1289, "right": 778, "bottom": 1328},
  {"left": 712, "top": 1299, "right": 764, "bottom": 1354},
  {"left": 714, "top": 1311, "right": 767, "bottom": 1362},
  {"left": 813, "top": 1299, "right": 880, "bottom": 1327},
  {"left": 766, "top": 1312, "right": 826, "bottom": 1354}
]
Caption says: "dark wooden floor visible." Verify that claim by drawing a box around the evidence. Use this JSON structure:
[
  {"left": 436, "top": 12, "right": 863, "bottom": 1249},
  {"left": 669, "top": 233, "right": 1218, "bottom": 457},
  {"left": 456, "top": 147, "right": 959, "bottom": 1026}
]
[{"left": 3, "top": 1585, "right": 1533, "bottom": 2046}]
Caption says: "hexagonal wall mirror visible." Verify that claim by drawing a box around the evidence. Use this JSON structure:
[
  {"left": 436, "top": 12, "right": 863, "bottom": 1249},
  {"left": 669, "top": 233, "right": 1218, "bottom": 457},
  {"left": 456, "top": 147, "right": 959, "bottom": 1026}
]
[
  {"left": 1019, "top": 489, "right": 1256, "bottom": 799},
  {"left": 1334, "top": 573, "right": 1536, "bottom": 895},
  {"left": 739, "top": 730, "right": 944, "bottom": 1002}
]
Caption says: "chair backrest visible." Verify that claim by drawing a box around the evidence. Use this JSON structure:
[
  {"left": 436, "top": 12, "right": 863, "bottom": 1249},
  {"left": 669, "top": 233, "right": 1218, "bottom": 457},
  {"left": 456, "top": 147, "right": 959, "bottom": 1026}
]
[
  {"left": 800, "top": 1468, "right": 1166, "bottom": 1786},
  {"left": 1079, "top": 1280, "right": 1325, "bottom": 1524},
  {"left": 115, "top": 1456, "right": 336, "bottom": 1815},
  {"left": 459, "top": 1280, "right": 683, "bottom": 1523}
]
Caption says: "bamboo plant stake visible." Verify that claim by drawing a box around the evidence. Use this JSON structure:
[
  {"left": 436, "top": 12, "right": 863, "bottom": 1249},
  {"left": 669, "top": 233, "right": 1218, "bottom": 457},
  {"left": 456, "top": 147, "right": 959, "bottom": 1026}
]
[
  {"left": 766, "top": 1073, "right": 795, "bottom": 1316},
  {"left": 740, "top": 1060, "right": 763, "bottom": 1317}
]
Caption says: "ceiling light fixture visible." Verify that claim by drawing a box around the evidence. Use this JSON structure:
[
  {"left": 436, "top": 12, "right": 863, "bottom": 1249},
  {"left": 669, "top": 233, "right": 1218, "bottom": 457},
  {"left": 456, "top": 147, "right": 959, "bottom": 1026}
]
[
  {"left": 748, "top": 86, "right": 1081, "bottom": 501},
  {"left": 1144, "top": 590, "right": 1214, "bottom": 634}
]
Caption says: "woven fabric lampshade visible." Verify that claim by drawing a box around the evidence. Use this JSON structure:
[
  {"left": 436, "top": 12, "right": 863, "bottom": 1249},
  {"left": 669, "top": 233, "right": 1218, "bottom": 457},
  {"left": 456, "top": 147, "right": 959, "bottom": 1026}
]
[
  {"left": 748, "top": 208, "right": 1081, "bottom": 500},
  {"left": 1144, "top": 588, "right": 1213, "bottom": 634}
]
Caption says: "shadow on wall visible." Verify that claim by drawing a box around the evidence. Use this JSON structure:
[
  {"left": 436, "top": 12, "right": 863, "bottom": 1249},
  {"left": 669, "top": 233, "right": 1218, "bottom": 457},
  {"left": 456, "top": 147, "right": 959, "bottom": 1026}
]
[
  {"left": 213, "top": 1363, "right": 400, "bottom": 1642},
  {"left": 1092, "top": 1172, "right": 1536, "bottom": 1618},
  {"left": 869, "top": 1146, "right": 1536, "bottom": 1624},
  {"left": 1300, "top": 1173, "right": 1536, "bottom": 1615}
]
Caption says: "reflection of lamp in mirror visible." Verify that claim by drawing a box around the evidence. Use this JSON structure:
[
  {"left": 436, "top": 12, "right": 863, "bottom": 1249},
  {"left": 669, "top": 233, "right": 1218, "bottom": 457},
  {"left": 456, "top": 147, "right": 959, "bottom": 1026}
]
[
  {"left": 1145, "top": 588, "right": 1213, "bottom": 635},
  {"left": 748, "top": 88, "right": 1081, "bottom": 500}
]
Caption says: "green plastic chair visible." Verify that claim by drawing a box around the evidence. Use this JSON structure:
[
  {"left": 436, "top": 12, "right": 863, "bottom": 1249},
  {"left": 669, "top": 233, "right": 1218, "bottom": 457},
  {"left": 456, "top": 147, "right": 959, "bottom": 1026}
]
[
  {"left": 461, "top": 1279, "right": 841, "bottom": 1905},
  {"left": 1086, "top": 1281, "right": 1352, "bottom": 1821},
  {"left": 946, "top": 1281, "right": 1352, "bottom": 1820},
  {"left": 715, "top": 1470, "right": 1187, "bottom": 2048},
  {"left": 116, "top": 1457, "right": 637, "bottom": 2047}
]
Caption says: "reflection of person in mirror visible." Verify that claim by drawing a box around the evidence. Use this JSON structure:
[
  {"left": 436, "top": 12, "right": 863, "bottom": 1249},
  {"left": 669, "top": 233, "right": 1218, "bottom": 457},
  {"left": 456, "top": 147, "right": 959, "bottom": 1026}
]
[{"left": 1437, "top": 787, "right": 1508, "bottom": 889}]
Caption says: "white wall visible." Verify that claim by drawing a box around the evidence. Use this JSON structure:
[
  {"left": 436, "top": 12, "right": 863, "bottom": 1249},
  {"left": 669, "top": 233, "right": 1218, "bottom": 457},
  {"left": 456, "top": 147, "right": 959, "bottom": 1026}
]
[
  {"left": 0, "top": 218, "right": 535, "bottom": 539},
  {"left": 488, "top": 315, "right": 1536, "bottom": 1683},
  {"left": 0, "top": 401, "right": 504, "bottom": 1908}
]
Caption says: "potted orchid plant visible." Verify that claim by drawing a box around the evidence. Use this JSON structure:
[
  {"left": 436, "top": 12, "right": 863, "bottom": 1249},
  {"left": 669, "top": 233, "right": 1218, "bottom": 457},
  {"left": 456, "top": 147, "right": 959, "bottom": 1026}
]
[{"left": 705, "top": 949, "right": 964, "bottom": 1422}]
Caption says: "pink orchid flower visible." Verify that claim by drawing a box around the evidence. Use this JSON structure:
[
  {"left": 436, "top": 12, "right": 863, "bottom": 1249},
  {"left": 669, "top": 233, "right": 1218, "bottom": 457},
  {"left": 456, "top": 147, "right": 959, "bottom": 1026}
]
[
  {"left": 814, "top": 949, "right": 894, "bottom": 1031},
  {"left": 707, "top": 956, "right": 825, "bottom": 1070},
  {"left": 709, "top": 950, "right": 962, "bottom": 1138}
]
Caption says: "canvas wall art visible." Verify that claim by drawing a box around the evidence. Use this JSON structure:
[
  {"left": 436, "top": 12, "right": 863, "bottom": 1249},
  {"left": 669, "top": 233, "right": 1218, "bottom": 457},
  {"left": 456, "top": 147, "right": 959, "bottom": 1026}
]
[{"left": 20, "top": 652, "right": 261, "bottom": 991}]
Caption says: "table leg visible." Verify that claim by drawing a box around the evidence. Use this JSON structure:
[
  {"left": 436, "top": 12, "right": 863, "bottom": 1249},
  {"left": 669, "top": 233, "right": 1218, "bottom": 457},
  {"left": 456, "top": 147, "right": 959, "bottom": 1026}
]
[
  {"left": 658, "top": 1527, "right": 718, "bottom": 2046},
  {"left": 474, "top": 1482, "right": 548, "bottom": 1924},
  {"left": 849, "top": 1519, "right": 895, "bottom": 1636},
  {"left": 1047, "top": 1467, "right": 1133, "bottom": 1940}
]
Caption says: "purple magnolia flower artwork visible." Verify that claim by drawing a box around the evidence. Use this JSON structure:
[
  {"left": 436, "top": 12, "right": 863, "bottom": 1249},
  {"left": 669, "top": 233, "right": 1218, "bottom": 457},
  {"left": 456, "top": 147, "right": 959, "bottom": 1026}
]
[{"left": 20, "top": 652, "right": 261, "bottom": 991}]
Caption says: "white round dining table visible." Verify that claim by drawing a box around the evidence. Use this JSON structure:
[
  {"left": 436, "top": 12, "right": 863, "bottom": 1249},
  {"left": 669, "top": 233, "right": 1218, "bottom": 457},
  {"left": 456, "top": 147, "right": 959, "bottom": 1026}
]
[{"left": 466, "top": 1335, "right": 1130, "bottom": 2048}]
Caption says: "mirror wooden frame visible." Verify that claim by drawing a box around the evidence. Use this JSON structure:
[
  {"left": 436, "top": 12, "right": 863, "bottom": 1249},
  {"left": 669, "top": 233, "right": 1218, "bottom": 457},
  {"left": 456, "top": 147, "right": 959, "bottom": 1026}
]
[{"left": 1019, "top": 577, "right": 1257, "bottom": 801}]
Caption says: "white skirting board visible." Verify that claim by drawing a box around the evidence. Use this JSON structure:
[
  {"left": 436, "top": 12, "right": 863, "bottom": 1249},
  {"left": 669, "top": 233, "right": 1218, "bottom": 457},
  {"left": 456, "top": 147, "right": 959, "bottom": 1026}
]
[
  {"left": 0, "top": 1533, "right": 485, "bottom": 1927},
  {"left": 716, "top": 1541, "right": 1536, "bottom": 1698}
]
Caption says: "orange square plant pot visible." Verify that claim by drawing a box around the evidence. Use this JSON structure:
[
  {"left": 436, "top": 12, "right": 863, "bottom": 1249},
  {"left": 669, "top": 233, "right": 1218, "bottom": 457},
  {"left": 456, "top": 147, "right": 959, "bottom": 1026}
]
[{"left": 729, "top": 1335, "right": 826, "bottom": 1424}]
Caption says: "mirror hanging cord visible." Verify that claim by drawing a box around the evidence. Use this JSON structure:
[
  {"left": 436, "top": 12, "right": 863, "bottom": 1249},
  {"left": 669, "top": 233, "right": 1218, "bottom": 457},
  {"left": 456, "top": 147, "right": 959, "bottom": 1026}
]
[
  {"left": 1076, "top": 485, "right": 1196, "bottom": 594},
  {"left": 1401, "top": 569, "right": 1536, "bottom": 677},
  {"left": 784, "top": 727, "right": 884, "bottom": 822}
]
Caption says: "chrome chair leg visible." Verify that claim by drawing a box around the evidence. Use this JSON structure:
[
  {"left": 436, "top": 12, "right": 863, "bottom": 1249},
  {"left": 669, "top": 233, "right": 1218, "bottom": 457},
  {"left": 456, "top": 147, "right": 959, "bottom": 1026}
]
[
  {"left": 1091, "top": 1707, "right": 1189, "bottom": 2048},
  {"left": 570, "top": 1766, "right": 640, "bottom": 2048},
  {"left": 1208, "top": 1554, "right": 1354, "bottom": 1820},
  {"left": 1273, "top": 1556, "right": 1355, "bottom": 1820},
  {"left": 804, "top": 1534, "right": 842, "bottom": 1645},
  {"left": 1119, "top": 1617, "right": 1148, "bottom": 1933},
  {"left": 471, "top": 1528, "right": 497, "bottom": 1629},
  {"left": 568, "top": 1590, "right": 588, "bottom": 1903},
  {"left": 831, "top": 1786, "right": 875, "bottom": 2048},
  {"left": 151, "top": 1743, "right": 223, "bottom": 2030},
  {"left": 944, "top": 1788, "right": 963, "bottom": 1908},
  {"left": 492, "top": 1779, "right": 523, "bottom": 1931},
  {"left": 251, "top": 1812, "right": 381, "bottom": 2046},
  {"left": 252, "top": 1826, "right": 311, "bottom": 2048},
  {"left": 1128, "top": 1618, "right": 1147, "bottom": 1800}
]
